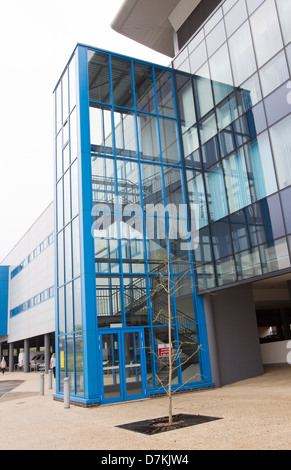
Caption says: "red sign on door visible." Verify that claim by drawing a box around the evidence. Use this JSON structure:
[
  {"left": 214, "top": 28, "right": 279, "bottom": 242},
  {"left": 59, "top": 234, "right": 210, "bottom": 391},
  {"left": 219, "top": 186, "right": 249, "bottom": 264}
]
[{"left": 158, "top": 344, "right": 172, "bottom": 357}]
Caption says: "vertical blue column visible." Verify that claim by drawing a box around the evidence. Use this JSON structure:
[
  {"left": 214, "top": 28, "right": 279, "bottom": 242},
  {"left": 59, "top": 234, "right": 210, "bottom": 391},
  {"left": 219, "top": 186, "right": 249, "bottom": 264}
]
[
  {"left": 76, "top": 45, "right": 99, "bottom": 403},
  {"left": 0, "top": 266, "right": 9, "bottom": 337}
]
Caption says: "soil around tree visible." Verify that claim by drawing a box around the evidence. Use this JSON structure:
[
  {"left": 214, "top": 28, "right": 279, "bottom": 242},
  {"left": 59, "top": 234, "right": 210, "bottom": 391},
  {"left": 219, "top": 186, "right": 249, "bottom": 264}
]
[{"left": 117, "top": 413, "right": 222, "bottom": 435}]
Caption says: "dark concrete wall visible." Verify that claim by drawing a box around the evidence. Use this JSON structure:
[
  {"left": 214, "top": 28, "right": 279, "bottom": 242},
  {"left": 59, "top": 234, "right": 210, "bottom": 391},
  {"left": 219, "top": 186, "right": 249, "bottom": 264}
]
[{"left": 204, "top": 284, "right": 264, "bottom": 387}]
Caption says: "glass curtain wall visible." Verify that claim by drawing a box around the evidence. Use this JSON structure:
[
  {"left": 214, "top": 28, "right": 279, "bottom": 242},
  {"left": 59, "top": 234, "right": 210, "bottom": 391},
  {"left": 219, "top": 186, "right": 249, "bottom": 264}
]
[
  {"left": 54, "top": 52, "right": 84, "bottom": 397},
  {"left": 174, "top": 0, "right": 291, "bottom": 292},
  {"left": 88, "top": 47, "right": 209, "bottom": 394}
]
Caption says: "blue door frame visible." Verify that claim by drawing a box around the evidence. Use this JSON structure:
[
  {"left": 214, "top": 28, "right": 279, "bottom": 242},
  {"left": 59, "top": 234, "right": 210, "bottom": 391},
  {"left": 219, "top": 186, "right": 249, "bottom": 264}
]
[{"left": 98, "top": 327, "right": 147, "bottom": 404}]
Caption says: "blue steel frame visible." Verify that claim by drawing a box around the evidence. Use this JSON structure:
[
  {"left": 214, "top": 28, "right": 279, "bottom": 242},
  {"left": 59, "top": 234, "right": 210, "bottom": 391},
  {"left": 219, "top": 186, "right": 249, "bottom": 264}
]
[{"left": 54, "top": 43, "right": 213, "bottom": 405}]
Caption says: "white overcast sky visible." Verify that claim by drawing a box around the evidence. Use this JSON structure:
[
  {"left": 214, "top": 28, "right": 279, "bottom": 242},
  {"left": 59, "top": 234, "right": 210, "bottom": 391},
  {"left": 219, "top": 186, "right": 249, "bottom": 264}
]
[{"left": 0, "top": 0, "right": 170, "bottom": 262}]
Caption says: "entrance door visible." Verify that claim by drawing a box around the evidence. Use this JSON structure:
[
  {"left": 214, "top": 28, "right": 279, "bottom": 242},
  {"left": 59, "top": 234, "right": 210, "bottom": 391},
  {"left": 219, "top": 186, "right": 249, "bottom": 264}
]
[{"left": 99, "top": 328, "right": 147, "bottom": 403}]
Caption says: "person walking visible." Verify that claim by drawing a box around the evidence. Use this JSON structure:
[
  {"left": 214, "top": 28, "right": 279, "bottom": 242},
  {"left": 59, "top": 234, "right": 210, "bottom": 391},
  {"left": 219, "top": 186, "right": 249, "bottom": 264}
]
[
  {"left": 50, "top": 353, "right": 56, "bottom": 378},
  {"left": 1, "top": 357, "right": 7, "bottom": 375}
]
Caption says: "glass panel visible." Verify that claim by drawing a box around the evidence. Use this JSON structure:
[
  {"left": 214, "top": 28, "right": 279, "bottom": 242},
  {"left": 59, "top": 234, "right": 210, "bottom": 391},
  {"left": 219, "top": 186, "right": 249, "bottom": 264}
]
[
  {"left": 71, "top": 159, "right": 79, "bottom": 218},
  {"left": 212, "top": 218, "right": 233, "bottom": 260},
  {"left": 92, "top": 156, "right": 115, "bottom": 208},
  {"left": 73, "top": 277, "right": 82, "bottom": 331},
  {"left": 250, "top": 0, "right": 283, "bottom": 67},
  {"left": 102, "top": 333, "right": 121, "bottom": 400},
  {"left": 70, "top": 108, "right": 78, "bottom": 162},
  {"left": 224, "top": 0, "right": 248, "bottom": 37},
  {"left": 134, "top": 63, "right": 155, "bottom": 113},
  {"left": 66, "top": 282, "right": 73, "bottom": 333},
  {"left": 114, "top": 109, "right": 137, "bottom": 158},
  {"left": 141, "top": 163, "right": 163, "bottom": 208},
  {"left": 88, "top": 51, "right": 110, "bottom": 104},
  {"left": 155, "top": 69, "right": 175, "bottom": 117},
  {"left": 209, "top": 44, "right": 234, "bottom": 104},
  {"left": 117, "top": 160, "right": 140, "bottom": 206},
  {"left": 206, "top": 20, "right": 226, "bottom": 57},
  {"left": 230, "top": 210, "right": 250, "bottom": 253},
  {"left": 174, "top": 278, "right": 196, "bottom": 323},
  {"left": 244, "top": 132, "right": 278, "bottom": 201},
  {"left": 281, "top": 187, "right": 291, "bottom": 234},
  {"left": 164, "top": 166, "right": 184, "bottom": 206},
  {"left": 205, "top": 163, "right": 229, "bottom": 222},
  {"left": 241, "top": 73, "right": 262, "bottom": 111},
  {"left": 67, "top": 335, "right": 74, "bottom": 393},
  {"left": 137, "top": 113, "right": 159, "bottom": 161},
  {"left": 228, "top": 22, "right": 257, "bottom": 86},
  {"left": 216, "top": 256, "right": 237, "bottom": 285},
  {"left": 189, "top": 41, "right": 207, "bottom": 73},
  {"left": 58, "top": 287, "right": 65, "bottom": 335},
  {"left": 260, "top": 238, "right": 290, "bottom": 273},
  {"left": 152, "top": 326, "right": 179, "bottom": 388},
  {"left": 90, "top": 105, "right": 113, "bottom": 155},
  {"left": 69, "top": 55, "right": 76, "bottom": 112},
  {"left": 58, "top": 231, "right": 64, "bottom": 286},
  {"left": 58, "top": 337, "right": 65, "bottom": 393},
  {"left": 199, "top": 111, "right": 217, "bottom": 145},
  {"left": 63, "top": 170, "right": 71, "bottom": 225},
  {"left": 55, "top": 84, "right": 62, "bottom": 133},
  {"left": 246, "top": 203, "right": 266, "bottom": 247},
  {"left": 235, "top": 247, "right": 262, "bottom": 280},
  {"left": 179, "top": 324, "right": 201, "bottom": 383},
  {"left": 65, "top": 224, "right": 72, "bottom": 282},
  {"left": 269, "top": 114, "right": 291, "bottom": 189},
  {"left": 186, "top": 170, "right": 208, "bottom": 229},
  {"left": 260, "top": 194, "right": 285, "bottom": 242},
  {"left": 259, "top": 51, "right": 289, "bottom": 97},
  {"left": 56, "top": 132, "right": 62, "bottom": 181},
  {"left": 111, "top": 56, "right": 133, "bottom": 108},
  {"left": 223, "top": 148, "right": 251, "bottom": 214},
  {"left": 57, "top": 179, "right": 63, "bottom": 230},
  {"left": 196, "top": 263, "right": 216, "bottom": 291},
  {"left": 194, "top": 64, "right": 214, "bottom": 118},
  {"left": 276, "top": 0, "right": 291, "bottom": 45},
  {"left": 96, "top": 278, "right": 122, "bottom": 327},
  {"left": 75, "top": 332, "right": 84, "bottom": 395},
  {"left": 193, "top": 226, "right": 213, "bottom": 263},
  {"left": 72, "top": 217, "right": 80, "bottom": 278},
  {"left": 124, "top": 332, "right": 143, "bottom": 396},
  {"left": 62, "top": 69, "right": 69, "bottom": 123}
]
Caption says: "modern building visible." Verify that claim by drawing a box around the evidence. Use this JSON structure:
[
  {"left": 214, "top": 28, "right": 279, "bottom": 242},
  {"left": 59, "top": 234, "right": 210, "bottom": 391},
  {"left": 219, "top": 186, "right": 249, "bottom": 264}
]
[{"left": 1, "top": 0, "right": 291, "bottom": 406}]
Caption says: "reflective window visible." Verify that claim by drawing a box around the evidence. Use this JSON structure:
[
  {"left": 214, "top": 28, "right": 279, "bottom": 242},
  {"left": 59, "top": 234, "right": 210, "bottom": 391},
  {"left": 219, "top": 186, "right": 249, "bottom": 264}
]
[
  {"left": 212, "top": 218, "right": 233, "bottom": 260},
  {"left": 206, "top": 20, "right": 226, "bottom": 57},
  {"left": 137, "top": 114, "right": 159, "bottom": 161},
  {"left": 69, "top": 55, "right": 76, "bottom": 112},
  {"left": 111, "top": 57, "right": 133, "bottom": 108},
  {"left": 224, "top": 0, "right": 248, "bottom": 38},
  {"left": 205, "top": 163, "right": 228, "bottom": 221},
  {"left": 63, "top": 170, "right": 71, "bottom": 225},
  {"left": 155, "top": 69, "right": 175, "bottom": 117},
  {"left": 216, "top": 256, "right": 237, "bottom": 285},
  {"left": 231, "top": 210, "right": 250, "bottom": 252},
  {"left": 260, "top": 238, "right": 290, "bottom": 274},
  {"left": 90, "top": 105, "right": 113, "bottom": 155},
  {"left": 209, "top": 44, "right": 234, "bottom": 104},
  {"left": 269, "top": 114, "right": 291, "bottom": 189},
  {"left": 159, "top": 117, "right": 181, "bottom": 164},
  {"left": 141, "top": 163, "right": 163, "bottom": 208},
  {"left": 281, "top": 187, "right": 291, "bottom": 234},
  {"left": 260, "top": 194, "right": 285, "bottom": 242},
  {"left": 65, "top": 224, "right": 72, "bottom": 282},
  {"left": 241, "top": 73, "right": 262, "bottom": 111},
  {"left": 88, "top": 51, "right": 110, "bottom": 104},
  {"left": 72, "top": 217, "right": 80, "bottom": 278},
  {"left": 194, "top": 64, "right": 214, "bottom": 118},
  {"left": 58, "top": 287, "right": 65, "bottom": 335},
  {"left": 189, "top": 41, "right": 207, "bottom": 74},
  {"left": 244, "top": 132, "right": 278, "bottom": 201},
  {"left": 223, "top": 149, "right": 251, "bottom": 214},
  {"left": 71, "top": 159, "right": 79, "bottom": 218},
  {"left": 235, "top": 247, "right": 262, "bottom": 280},
  {"left": 228, "top": 22, "right": 257, "bottom": 86},
  {"left": 186, "top": 170, "right": 208, "bottom": 229},
  {"left": 250, "top": 0, "right": 283, "bottom": 67},
  {"left": 92, "top": 156, "right": 115, "bottom": 206},
  {"left": 276, "top": 0, "right": 291, "bottom": 45},
  {"left": 114, "top": 109, "right": 137, "bottom": 158},
  {"left": 134, "top": 63, "right": 155, "bottom": 113},
  {"left": 259, "top": 51, "right": 289, "bottom": 97},
  {"left": 66, "top": 283, "right": 73, "bottom": 333},
  {"left": 246, "top": 203, "right": 266, "bottom": 247}
]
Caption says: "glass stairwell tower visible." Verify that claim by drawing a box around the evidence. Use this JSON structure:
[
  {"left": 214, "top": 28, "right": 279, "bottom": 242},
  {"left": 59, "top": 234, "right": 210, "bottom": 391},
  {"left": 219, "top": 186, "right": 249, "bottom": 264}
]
[{"left": 53, "top": 44, "right": 213, "bottom": 405}]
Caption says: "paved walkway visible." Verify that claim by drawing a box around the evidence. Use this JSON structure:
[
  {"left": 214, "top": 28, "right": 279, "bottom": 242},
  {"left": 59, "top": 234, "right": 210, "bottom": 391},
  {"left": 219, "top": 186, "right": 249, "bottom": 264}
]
[{"left": 0, "top": 366, "right": 291, "bottom": 450}]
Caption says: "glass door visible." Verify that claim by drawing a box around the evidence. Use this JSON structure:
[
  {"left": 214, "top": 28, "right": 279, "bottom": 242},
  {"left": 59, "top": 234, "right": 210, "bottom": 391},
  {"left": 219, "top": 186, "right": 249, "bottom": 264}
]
[{"left": 99, "top": 328, "right": 146, "bottom": 403}]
